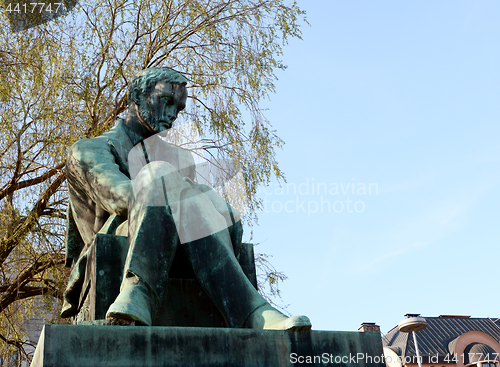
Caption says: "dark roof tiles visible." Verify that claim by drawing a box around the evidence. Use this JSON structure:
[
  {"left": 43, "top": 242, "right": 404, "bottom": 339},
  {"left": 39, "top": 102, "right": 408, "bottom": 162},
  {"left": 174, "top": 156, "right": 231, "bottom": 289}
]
[{"left": 383, "top": 317, "right": 500, "bottom": 357}]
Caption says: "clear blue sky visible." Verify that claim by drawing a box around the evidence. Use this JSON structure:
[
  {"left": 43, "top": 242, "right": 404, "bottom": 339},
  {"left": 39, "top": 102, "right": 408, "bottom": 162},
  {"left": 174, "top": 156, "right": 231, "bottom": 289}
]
[{"left": 246, "top": 0, "right": 500, "bottom": 334}]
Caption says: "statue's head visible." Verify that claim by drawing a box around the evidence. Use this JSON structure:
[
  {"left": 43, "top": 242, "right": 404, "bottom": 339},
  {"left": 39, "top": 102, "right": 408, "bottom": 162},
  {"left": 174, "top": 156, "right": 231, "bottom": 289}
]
[{"left": 127, "top": 68, "right": 188, "bottom": 134}]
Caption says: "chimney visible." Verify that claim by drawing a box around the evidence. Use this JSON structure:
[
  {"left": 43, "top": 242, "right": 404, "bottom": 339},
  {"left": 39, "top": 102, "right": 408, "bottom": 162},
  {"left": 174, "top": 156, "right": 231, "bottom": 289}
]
[{"left": 358, "top": 322, "right": 381, "bottom": 333}]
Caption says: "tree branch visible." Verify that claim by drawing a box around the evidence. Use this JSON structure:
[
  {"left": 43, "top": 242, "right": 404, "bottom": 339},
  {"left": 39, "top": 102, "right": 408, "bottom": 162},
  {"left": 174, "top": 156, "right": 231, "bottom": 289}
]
[{"left": 0, "top": 162, "right": 65, "bottom": 201}]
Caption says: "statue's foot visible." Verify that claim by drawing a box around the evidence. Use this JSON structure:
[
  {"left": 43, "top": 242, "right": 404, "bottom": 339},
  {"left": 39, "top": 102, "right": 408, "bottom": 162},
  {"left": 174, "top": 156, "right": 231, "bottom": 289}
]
[
  {"left": 263, "top": 314, "right": 312, "bottom": 332},
  {"left": 106, "top": 275, "right": 154, "bottom": 326},
  {"left": 245, "top": 304, "right": 312, "bottom": 331},
  {"left": 105, "top": 316, "right": 136, "bottom": 326}
]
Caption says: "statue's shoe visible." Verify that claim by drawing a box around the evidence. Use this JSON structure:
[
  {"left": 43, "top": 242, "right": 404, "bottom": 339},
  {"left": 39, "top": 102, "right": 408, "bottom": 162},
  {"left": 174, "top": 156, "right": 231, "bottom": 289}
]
[
  {"left": 263, "top": 315, "right": 312, "bottom": 332},
  {"left": 105, "top": 316, "right": 136, "bottom": 326},
  {"left": 106, "top": 275, "right": 154, "bottom": 326},
  {"left": 245, "top": 304, "right": 312, "bottom": 331}
]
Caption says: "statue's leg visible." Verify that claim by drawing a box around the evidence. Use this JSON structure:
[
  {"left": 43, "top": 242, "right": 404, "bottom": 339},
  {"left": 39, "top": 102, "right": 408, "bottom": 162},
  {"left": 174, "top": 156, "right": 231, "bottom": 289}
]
[
  {"left": 106, "top": 161, "right": 188, "bottom": 325},
  {"left": 191, "top": 183, "right": 243, "bottom": 257},
  {"left": 178, "top": 188, "right": 312, "bottom": 331}
]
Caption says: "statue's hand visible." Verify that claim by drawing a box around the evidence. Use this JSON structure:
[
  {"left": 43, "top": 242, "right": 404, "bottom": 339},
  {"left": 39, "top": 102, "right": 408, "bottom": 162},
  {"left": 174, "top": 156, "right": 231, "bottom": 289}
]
[
  {"left": 228, "top": 219, "right": 243, "bottom": 258},
  {"left": 183, "top": 177, "right": 195, "bottom": 186},
  {"left": 191, "top": 184, "right": 240, "bottom": 227}
]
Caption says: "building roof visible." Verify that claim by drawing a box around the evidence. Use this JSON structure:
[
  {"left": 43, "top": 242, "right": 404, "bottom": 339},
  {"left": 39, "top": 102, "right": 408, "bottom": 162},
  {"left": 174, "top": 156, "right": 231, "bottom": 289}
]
[{"left": 383, "top": 316, "right": 500, "bottom": 357}]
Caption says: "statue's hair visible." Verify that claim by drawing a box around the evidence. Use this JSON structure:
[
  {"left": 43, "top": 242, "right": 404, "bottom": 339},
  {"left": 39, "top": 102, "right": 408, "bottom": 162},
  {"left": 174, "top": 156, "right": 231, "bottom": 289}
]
[{"left": 127, "top": 68, "right": 187, "bottom": 104}]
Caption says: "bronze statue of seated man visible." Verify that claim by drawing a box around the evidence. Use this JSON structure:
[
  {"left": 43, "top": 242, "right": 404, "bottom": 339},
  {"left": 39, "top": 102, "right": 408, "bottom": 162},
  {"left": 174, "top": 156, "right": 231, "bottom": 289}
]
[{"left": 61, "top": 67, "right": 311, "bottom": 331}]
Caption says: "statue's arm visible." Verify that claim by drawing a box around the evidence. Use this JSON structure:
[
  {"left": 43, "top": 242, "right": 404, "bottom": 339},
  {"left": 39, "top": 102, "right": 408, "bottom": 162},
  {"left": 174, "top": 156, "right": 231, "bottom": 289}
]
[{"left": 67, "top": 139, "right": 132, "bottom": 217}]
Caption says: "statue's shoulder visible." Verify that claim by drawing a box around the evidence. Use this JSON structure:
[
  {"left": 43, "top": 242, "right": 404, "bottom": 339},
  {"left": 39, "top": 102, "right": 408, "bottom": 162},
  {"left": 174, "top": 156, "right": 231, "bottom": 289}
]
[
  {"left": 69, "top": 122, "right": 127, "bottom": 160},
  {"left": 68, "top": 134, "right": 109, "bottom": 161}
]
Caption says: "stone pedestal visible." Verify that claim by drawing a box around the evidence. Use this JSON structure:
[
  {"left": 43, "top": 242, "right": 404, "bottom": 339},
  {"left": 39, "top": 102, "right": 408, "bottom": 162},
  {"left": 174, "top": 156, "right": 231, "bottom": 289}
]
[{"left": 30, "top": 325, "right": 385, "bottom": 367}]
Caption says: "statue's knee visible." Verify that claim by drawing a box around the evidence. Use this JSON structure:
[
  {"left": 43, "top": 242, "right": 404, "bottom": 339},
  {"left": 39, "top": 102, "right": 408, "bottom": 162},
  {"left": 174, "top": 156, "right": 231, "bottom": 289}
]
[
  {"left": 179, "top": 189, "right": 228, "bottom": 230},
  {"left": 180, "top": 188, "right": 209, "bottom": 212},
  {"left": 194, "top": 185, "right": 241, "bottom": 225},
  {"left": 134, "top": 161, "right": 177, "bottom": 182},
  {"left": 132, "top": 162, "right": 179, "bottom": 206}
]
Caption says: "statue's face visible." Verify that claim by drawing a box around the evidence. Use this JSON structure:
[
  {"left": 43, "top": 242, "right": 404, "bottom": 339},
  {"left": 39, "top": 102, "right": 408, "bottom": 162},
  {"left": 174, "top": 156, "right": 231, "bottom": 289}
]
[{"left": 138, "top": 80, "right": 187, "bottom": 134}]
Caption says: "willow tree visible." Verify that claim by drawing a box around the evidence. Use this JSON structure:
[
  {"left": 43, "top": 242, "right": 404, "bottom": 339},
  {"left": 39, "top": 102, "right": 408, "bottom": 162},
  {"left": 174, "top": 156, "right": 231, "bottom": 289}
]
[{"left": 0, "top": 0, "right": 306, "bottom": 362}]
